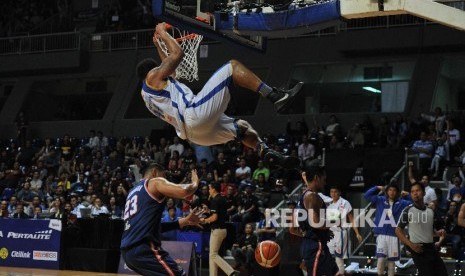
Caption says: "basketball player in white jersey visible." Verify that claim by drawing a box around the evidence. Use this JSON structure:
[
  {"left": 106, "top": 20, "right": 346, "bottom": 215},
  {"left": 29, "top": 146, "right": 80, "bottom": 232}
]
[
  {"left": 136, "top": 22, "right": 302, "bottom": 168},
  {"left": 326, "top": 185, "right": 363, "bottom": 274}
]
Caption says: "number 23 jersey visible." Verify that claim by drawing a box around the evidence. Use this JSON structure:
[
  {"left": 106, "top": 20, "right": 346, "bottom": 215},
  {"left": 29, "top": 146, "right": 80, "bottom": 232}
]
[{"left": 121, "top": 179, "right": 165, "bottom": 249}]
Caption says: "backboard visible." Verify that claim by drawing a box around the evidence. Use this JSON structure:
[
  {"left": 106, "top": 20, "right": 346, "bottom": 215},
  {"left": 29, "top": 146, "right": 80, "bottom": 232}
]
[{"left": 153, "top": 0, "right": 267, "bottom": 51}]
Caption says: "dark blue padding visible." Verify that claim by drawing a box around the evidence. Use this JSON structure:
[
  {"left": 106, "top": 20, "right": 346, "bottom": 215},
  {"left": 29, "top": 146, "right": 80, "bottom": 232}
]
[
  {"left": 153, "top": 0, "right": 163, "bottom": 16},
  {"left": 214, "top": 1, "right": 340, "bottom": 31}
]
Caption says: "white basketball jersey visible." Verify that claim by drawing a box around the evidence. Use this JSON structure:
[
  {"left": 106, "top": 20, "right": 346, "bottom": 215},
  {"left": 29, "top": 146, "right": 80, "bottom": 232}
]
[{"left": 141, "top": 77, "right": 194, "bottom": 140}]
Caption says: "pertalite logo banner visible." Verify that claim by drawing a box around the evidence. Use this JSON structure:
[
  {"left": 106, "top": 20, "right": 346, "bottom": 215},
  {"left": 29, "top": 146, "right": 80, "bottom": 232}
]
[{"left": 0, "top": 219, "right": 61, "bottom": 269}]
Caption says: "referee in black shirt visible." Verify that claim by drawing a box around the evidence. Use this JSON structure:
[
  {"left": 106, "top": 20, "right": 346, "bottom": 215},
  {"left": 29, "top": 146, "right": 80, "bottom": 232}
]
[{"left": 201, "top": 182, "right": 239, "bottom": 276}]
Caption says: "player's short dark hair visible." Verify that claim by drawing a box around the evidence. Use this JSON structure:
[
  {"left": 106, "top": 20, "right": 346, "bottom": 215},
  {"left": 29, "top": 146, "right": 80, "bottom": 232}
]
[
  {"left": 143, "top": 163, "right": 165, "bottom": 177},
  {"left": 386, "top": 183, "right": 399, "bottom": 193},
  {"left": 410, "top": 182, "right": 425, "bottom": 193},
  {"left": 136, "top": 58, "right": 158, "bottom": 80},
  {"left": 209, "top": 182, "right": 221, "bottom": 193},
  {"left": 329, "top": 185, "right": 341, "bottom": 191},
  {"left": 303, "top": 159, "right": 325, "bottom": 181}
]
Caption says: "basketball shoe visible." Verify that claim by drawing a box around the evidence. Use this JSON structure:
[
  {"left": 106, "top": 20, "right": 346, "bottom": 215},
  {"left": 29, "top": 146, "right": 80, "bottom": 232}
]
[{"left": 267, "top": 82, "right": 304, "bottom": 113}]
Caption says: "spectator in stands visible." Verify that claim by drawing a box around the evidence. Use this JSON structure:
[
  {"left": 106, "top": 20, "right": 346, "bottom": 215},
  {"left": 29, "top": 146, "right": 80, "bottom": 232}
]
[
  {"left": 161, "top": 206, "right": 179, "bottom": 241},
  {"left": 30, "top": 205, "right": 43, "bottom": 219},
  {"left": 7, "top": 195, "right": 17, "bottom": 214},
  {"left": 348, "top": 123, "right": 365, "bottom": 148},
  {"left": 325, "top": 114, "right": 342, "bottom": 140},
  {"left": 16, "top": 181, "right": 35, "bottom": 206},
  {"left": 30, "top": 170, "right": 43, "bottom": 191},
  {"left": 298, "top": 134, "right": 315, "bottom": 163},
  {"left": 396, "top": 182, "right": 448, "bottom": 276},
  {"left": 59, "top": 134, "right": 75, "bottom": 161},
  {"left": 439, "top": 201, "right": 463, "bottom": 259},
  {"left": 11, "top": 203, "right": 29, "bottom": 219},
  {"left": 96, "top": 131, "right": 109, "bottom": 153},
  {"left": 429, "top": 134, "right": 449, "bottom": 178},
  {"left": 168, "top": 136, "right": 184, "bottom": 158},
  {"left": 255, "top": 173, "right": 271, "bottom": 207},
  {"left": 91, "top": 197, "right": 110, "bottom": 216},
  {"left": 235, "top": 158, "right": 251, "bottom": 186},
  {"left": 4, "top": 161, "right": 22, "bottom": 189},
  {"left": 114, "top": 183, "right": 127, "bottom": 208},
  {"left": 152, "top": 144, "right": 166, "bottom": 166},
  {"left": 57, "top": 172, "right": 71, "bottom": 191},
  {"left": 166, "top": 155, "right": 183, "bottom": 183},
  {"left": 421, "top": 107, "right": 446, "bottom": 137},
  {"left": 252, "top": 160, "right": 270, "bottom": 183},
  {"left": 225, "top": 184, "right": 238, "bottom": 218},
  {"left": 45, "top": 148, "right": 60, "bottom": 174},
  {"left": 256, "top": 209, "right": 277, "bottom": 242},
  {"left": 220, "top": 174, "right": 234, "bottom": 196},
  {"left": 0, "top": 200, "right": 9, "bottom": 218},
  {"left": 109, "top": 196, "right": 122, "bottom": 218},
  {"left": 198, "top": 158, "right": 212, "bottom": 181},
  {"left": 212, "top": 152, "right": 232, "bottom": 182},
  {"left": 411, "top": 131, "right": 434, "bottom": 175},
  {"left": 28, "top": 196, "right": 46, "bottom": 217},
  {"left": 446, "top": 173, "right": 465, "bottom": 203},
  {"left": 232, "top": 223, "right": 258, "bottom": 270},
  {"left": 408, "top": 161, "right": 437, "bottom": 206},
  {"left": 15, "top": 111, "right": 28, "bottom": 147},
  {"left": 446, "top": 119, "right": 461, "bottom": 157},
  {"left": 162, "top": 197, "right": 183, "bottom": 219},
  {"left": 364, "top": 181, "right": 411, "bottom": 276},
  {"left": 86, "top": 130, "right": 99, "bottom": 149},
  {"left": 232, "top": 184, "right": 260, "bottom": 234},
  {"left": 71, "top": 173, "right": 86, "bottom": 195},
  {"left": 36, "top": 137, "right": 54, "bottom": 161},
  {"left": 180, "top": 147, "right": 196, "bottom": 170}
]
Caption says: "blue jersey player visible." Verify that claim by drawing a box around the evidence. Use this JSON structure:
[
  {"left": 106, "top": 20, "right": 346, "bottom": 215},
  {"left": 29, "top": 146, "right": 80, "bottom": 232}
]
[
  {"left": 290, "top": 160, "right": 340, "bottom": 276},
  {"left": 136, "top": 22, "right": 303, "bottom": 169},
  {"left": 121, "top": 163, "right": 201, "bottom": 275}
]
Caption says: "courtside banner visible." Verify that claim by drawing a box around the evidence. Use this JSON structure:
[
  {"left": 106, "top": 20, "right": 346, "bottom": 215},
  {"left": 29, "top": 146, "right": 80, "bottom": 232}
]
[
  {"left": 0, "top": 219, "right": 62, "bottom": 269},
  {"left": 118, "top": 241, "right": 196, "bottom": 275}
]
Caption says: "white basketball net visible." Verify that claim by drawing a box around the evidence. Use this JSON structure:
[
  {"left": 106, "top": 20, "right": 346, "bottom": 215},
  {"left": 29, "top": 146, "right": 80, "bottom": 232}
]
[{"left": 157, "top": 27, "right": 203, "bottom": 82}]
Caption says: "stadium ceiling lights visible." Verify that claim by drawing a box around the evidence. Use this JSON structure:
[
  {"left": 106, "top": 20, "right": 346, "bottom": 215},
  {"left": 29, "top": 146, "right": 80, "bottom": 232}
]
[{"left": 362, "top": 86, "right": 381, "bottom": 93}]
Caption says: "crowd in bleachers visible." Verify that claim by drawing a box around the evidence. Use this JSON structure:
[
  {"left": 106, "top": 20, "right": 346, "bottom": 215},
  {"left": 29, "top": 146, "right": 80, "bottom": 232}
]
[
  {"left": 1, "top": 108, "right": 465, "bottom": 271},
  {"left": 0, "top": 0, "right": 154, "bottom": 38},
  {"left": 0, "top": 0, "right": 67, "bottom": 37}
]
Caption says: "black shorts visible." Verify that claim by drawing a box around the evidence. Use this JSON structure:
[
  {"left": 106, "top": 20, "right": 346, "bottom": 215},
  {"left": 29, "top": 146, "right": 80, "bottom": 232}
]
[
  {"left": 300, "top": 238, "right": 338, "bottom": 276},
  {"left": 121, "top": 241, "right": 185, "bottom": 276}
]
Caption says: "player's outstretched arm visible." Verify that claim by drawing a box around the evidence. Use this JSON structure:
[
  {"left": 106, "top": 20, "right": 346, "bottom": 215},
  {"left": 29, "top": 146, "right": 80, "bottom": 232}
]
[
  {"left": 149, "top": 22, "right": 184, "bottom": 81},
  {"left": 149, "top": 169, "right": 199, "bottom": 199},
  {"left": 152, "top": 32, "right": 167, "bottom": 62}
]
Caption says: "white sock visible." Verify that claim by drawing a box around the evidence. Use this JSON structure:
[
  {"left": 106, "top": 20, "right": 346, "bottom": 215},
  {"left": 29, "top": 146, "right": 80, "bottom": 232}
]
[
  {"left": 387, "top": 261, "right": 395, "bottom": 276},
  {"left": 377, "top": 258, "right": 385, "bottom": 275},
  {"left": 336, "top": 257, "right": 345, "bottom": 274}
]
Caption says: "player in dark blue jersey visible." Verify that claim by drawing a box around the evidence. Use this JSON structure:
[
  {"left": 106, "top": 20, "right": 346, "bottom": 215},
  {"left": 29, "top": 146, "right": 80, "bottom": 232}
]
[
  {"left": 290, "top": 160, "right": 340, "bottom": 276},
  {"left": 121, "top": 163, "right": 201, "bottom": 276}
]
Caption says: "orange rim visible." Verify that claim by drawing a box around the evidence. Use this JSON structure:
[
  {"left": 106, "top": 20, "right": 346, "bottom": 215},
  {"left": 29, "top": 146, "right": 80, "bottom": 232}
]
[{"left": 175, "top": 33, "right": 199, "bottom": 42}]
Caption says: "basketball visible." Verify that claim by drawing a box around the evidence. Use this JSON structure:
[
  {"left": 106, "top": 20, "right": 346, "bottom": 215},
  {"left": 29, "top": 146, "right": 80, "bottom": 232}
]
[{"left": 255, "top": 240, "right": 281, "bottom": 268}]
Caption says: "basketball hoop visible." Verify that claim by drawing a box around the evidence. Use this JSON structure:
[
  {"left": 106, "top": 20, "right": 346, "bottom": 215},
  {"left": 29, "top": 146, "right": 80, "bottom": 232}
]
[{"left": 156, "top": 25, "right": 203, "bottom": 82}]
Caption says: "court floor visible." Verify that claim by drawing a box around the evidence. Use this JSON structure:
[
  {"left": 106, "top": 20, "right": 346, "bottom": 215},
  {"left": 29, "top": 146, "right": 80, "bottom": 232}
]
[{"left": 0, "top": 267, "right": 132, "bottom": 276}]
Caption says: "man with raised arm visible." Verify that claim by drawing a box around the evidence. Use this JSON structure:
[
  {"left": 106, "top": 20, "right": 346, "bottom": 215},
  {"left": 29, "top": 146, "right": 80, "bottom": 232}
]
[
  {"left": 364, "top": 180, "right": 411, "bottom": 276},
  {"left": 137, "top": 22, "right": 302, "bottom": 168},
  {"left": 120, "top": 163, "right": 202, "bottom": 275}
]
